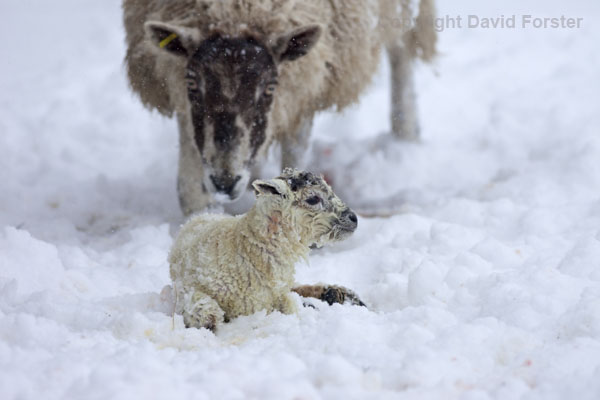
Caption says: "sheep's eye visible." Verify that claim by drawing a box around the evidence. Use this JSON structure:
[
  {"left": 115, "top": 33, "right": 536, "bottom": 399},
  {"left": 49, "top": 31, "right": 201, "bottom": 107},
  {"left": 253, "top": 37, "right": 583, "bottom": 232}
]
[
  {"left": 264, "top": 81, "right": 277, "bottom": 97},
  {"left": 185, "top": 69, "right": 199, "bottom": 91},
  {"left": 186, "top": 78, "right": 198, "bottom": 91},
  {"left": 305, "top": 196, "right": 321, "bottom": 206}
]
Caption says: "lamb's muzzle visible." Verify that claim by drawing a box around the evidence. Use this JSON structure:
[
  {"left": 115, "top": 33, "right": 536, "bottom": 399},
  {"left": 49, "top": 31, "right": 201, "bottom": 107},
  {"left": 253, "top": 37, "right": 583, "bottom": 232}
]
[{"left": 338, "top": 208, "right": 359, "bottom": 231}]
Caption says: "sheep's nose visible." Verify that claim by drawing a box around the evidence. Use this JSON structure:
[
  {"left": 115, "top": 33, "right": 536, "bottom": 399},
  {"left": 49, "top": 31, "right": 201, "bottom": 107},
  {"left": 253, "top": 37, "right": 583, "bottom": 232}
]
[
  {"left": 210, "top": 174, "right": 241, "bottom": 196},
  {"left": 340, "top": 208, "right": 358, "bottom": 230}
]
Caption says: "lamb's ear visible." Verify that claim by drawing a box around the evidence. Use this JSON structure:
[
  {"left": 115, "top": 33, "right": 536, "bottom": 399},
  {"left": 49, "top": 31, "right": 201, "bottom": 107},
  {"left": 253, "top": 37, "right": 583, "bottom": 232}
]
[
  {"left": 144, "top": 21, "right": 200, "bottom": 57},
  {"left": 252, "top": 179, "right": 287, "bottom": 197},
  {"left": 272, "top": 25, "right": 322, "bottom": 62}
]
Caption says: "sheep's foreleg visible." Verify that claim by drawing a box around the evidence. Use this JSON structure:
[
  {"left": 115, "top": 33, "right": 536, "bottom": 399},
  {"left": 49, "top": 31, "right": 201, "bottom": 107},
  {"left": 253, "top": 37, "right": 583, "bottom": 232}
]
[
  {"left": 177, "top": 113, "right": 212, "bottom": 216},
  {"left": 281, "top": 118, "right": 313, "bottom": 170},
  {"left": 292, "top": 284, "right": 366, "bottom": 307},
  {"left": 388, "top": 42, "right": 419, "bottom": 141}
]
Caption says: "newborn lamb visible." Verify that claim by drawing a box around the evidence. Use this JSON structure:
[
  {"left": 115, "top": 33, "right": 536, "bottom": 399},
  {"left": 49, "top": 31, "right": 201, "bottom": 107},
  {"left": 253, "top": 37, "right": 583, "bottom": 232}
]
[{"left": 169, "top": 168, "right": 364, "bottom": 331}]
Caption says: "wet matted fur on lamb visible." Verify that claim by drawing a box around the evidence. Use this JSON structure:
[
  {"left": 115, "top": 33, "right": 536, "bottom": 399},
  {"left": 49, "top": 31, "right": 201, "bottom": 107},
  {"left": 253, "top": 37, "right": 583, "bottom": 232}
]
[{"left": 168, "top": 168, "right": 365, "bottom": 331}]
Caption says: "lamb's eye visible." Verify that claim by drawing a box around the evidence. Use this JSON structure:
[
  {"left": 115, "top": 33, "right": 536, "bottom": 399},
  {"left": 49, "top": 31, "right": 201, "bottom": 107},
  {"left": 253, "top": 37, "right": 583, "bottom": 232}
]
[
  {"left": 264, "top": 81, "right": 277, "bottom": 97},
  {"left": 305, "top": 196, "right": 321, "bottom": 206}
]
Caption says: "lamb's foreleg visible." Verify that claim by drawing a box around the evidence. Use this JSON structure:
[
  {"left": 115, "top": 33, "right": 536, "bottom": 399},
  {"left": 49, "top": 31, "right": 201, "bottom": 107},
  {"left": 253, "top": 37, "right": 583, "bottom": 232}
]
[
  {"left": 277, "top": 293, "right": 300, "bottom": 315},
  {"left": 281, "top": 118, "right": 313, "bottom": 170},
  {"left": 292, "top": 284, "right": 366, "bottom": 307},
  {"left": 178, "top": 288, "right": 225, "bottom": 331},
  {"left": 387, "top": 42, "right": 419, "bottom": 141}
]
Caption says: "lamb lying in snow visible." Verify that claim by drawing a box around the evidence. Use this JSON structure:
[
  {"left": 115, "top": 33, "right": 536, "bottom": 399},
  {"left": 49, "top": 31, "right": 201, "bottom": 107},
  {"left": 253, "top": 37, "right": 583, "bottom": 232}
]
[{"left": 169, "top": 168, "right": 365, "bottom": 331}]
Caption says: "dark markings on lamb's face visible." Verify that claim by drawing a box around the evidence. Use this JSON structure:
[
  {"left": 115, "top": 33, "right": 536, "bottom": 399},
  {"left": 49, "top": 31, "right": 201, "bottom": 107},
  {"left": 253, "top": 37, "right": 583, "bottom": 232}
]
[
  {"left": 278, "top": 169, "right": 358, "bottom": 242},
  {"left": 286, "top": 171, "right": 321, "bottom": 192},
  {"left": 185, "top": 34, "right": 278, "bottom": 199}
]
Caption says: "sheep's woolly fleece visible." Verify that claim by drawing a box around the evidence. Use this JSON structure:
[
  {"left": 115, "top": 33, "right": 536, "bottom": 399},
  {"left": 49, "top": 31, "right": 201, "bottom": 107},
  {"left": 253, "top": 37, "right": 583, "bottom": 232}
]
[
  {"left": 123, "top": 0, "right": 434, "bottom": 137},
  {"left": 1, "top": 0, "right": 600, "bottom": 399}
]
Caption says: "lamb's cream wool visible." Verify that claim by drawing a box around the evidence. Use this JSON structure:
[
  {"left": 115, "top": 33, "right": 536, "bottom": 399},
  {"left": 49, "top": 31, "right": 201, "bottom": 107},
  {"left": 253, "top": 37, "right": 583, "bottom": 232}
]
[{"left": 168, "top": 169, "right": 362, "bottom": 330}]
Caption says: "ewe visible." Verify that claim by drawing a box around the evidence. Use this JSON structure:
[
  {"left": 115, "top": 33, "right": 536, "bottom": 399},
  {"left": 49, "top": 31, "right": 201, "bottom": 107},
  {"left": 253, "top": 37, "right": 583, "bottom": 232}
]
[
  {"left": 169, "top": 169, "right": 364, "bottom": 331},
  {"left": 123, "top": 0, "right": 437, "bottom": 214}
]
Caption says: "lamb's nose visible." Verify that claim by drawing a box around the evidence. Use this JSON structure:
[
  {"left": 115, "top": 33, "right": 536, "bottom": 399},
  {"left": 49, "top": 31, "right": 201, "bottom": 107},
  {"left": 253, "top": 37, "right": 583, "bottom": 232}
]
[
  {"left": 210, "top": 174, "right": 241, "bottom": 196},
  {"left": 341, "top": 208, "right": 358, "bottom": 230}
]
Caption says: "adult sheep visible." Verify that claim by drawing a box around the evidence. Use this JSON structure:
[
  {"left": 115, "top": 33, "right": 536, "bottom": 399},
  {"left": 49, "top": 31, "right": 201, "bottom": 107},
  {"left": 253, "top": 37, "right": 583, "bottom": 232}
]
[{"left": 123, "top": 0, "right": 437, "bottom": 215}]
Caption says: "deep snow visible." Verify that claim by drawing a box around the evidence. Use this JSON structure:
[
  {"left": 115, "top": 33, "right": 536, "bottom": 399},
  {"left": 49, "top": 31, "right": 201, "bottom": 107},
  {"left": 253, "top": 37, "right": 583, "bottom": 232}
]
[{"left": 1, "top": 0, "right": 600, "bottom": 399}]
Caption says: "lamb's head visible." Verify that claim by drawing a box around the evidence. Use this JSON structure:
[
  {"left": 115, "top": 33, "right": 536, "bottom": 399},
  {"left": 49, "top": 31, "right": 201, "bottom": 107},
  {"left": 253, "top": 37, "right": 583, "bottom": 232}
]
[
  {"left": 252, "top": 169, "right": 358, "bottom": 247},
  {"left": 144, "top": 22, "right": 322, "bottom": 201}
]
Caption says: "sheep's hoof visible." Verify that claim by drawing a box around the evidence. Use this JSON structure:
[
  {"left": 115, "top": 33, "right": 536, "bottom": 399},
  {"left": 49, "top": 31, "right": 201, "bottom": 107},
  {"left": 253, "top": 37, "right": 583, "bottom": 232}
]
[{"left": 321, "top": 286, "right": 367, "bottom": 308}]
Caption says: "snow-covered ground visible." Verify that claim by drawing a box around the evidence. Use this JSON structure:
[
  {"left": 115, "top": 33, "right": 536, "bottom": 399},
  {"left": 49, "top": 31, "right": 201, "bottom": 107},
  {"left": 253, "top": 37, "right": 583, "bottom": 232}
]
[{"left": 2, "top": 0, "right": 600, "bottom": 399}]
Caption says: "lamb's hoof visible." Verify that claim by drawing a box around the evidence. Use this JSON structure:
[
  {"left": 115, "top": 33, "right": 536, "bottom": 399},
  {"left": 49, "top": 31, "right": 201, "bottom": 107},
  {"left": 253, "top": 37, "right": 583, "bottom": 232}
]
[
  {"left": 183, "top": 312, "right": 218, "bottom": 332},
  {"left": 321, "top": 286, "right": 367, "bottom": 308},
  {"left": 302, "top": 301, "right": 317, "bottom": 309}
]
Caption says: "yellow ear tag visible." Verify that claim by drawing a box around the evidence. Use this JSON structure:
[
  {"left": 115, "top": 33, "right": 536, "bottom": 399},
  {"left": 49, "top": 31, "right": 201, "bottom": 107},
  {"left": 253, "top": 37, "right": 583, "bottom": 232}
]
[{"left": 159, "top": 33, "right": 178, "bottom": 49}]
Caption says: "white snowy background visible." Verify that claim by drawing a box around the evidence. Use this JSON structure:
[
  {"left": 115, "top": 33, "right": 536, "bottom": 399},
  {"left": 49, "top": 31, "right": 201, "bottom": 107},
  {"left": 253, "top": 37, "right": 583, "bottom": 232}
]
[{"left": 1, "top": 0, "right": 600, "bottom": 399}]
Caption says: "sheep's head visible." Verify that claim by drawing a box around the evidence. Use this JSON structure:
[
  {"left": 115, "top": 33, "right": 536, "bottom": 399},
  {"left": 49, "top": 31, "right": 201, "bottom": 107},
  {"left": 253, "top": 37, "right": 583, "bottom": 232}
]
[
  {"left": 252, "top": 169, "right": 358, "bottom": 247},
  {"left": 144, "top": 21, "right": 322, "bottom": 202}
]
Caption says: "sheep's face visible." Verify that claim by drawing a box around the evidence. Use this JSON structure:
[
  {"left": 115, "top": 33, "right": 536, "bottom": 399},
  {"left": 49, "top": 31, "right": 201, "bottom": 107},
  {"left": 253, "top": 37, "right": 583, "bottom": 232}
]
[
  {"left": 145, "top": 22, "right": 322, "bottom": 202},
  {"left": 253, "top": 169, "right": 358, "bottom": 247}
]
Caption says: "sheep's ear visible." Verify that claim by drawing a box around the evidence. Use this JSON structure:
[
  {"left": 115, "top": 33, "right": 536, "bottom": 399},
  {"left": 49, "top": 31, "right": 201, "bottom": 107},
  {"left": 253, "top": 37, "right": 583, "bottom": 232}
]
[
  {"left": 144, "top": 21, "right": 200, "bottom": 57},
  {"left": 272, "top": 25, "right": 322, "bottom": 62},
  {"left": 252, "top": 179, "right": 286, "bottom": 197}
]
